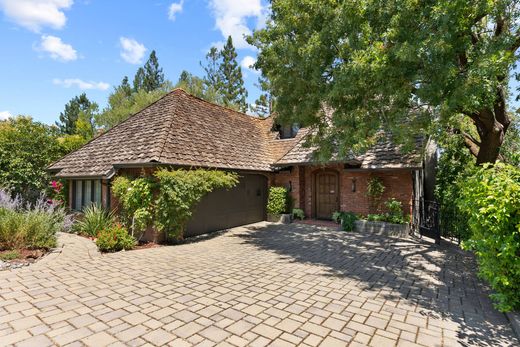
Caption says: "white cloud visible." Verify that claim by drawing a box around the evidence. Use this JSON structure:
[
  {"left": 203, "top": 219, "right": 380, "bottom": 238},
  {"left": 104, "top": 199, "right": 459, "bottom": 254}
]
[
  {"left": 119, "top": 37, "right": 146, "bottom": 64},
  {"left": 53, "top": 78, "right": 110, "bottom": 91},
  {"left": 0, "top": 111, "right": 12, "bottom": 120},
  {"left": 168, "top": 0, "right": 183, "bottom": 21},
  {"left": 240, "top": 55, "right": 257, "bottom": 72},
  {"left": 208, "top": 0, "right": 265, "bottom": 49},
  {"left": 0, "top": 0, "right": 73, "bottom": 32},
  {"left": 37, "top": 35, "right": 77, "bottom": 61}
]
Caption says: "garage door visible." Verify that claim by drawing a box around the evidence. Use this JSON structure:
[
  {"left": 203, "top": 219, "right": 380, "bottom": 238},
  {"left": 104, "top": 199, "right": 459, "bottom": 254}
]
[{"left": 185, "top": 174, "right": 268, "bottom": 237}]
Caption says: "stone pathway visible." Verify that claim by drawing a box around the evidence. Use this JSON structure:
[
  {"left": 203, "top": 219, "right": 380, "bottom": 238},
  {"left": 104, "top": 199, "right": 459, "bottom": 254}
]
[{"left": 0, "top": 222, "right": 517, "bottom": 346}]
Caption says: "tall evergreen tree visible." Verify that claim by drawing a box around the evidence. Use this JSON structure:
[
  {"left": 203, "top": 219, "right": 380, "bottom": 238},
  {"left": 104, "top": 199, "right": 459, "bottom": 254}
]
[
  {"left": 133, "top": 67, "right": 145, "bottom": 92},
  {"left": 56, "top": 93, "right": 93, "bottom": 135},
  {"left": 219, "top": 36, "right": 248, "bottom": 112},
  {"left": 175, "top": 70, "right": 219, "bottom": 103},
  {"left": 119, "top": 76, "right": 132, "bottom": 97},
  {"left": 201, "top": 47, "right": 222, "bottom": 92},
  {"left": 142, "top": 50, "right": 165, "bottom": 92}
]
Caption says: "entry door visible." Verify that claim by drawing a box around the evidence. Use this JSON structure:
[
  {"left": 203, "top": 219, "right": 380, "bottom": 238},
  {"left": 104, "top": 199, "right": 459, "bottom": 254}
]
[{"left": 316, "top": 172, "right": 339, "bottom": 219}]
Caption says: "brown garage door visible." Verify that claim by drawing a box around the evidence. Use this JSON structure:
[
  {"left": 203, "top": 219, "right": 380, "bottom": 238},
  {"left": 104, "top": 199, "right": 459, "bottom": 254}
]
[{"left": 185, "top": 174, "right": 267, "bottom": 237}]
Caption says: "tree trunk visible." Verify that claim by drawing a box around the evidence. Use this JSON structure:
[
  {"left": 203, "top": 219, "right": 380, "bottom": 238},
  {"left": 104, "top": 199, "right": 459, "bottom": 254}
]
[{"left": 476, "top": 125, "right": 505, "bottom": 164}]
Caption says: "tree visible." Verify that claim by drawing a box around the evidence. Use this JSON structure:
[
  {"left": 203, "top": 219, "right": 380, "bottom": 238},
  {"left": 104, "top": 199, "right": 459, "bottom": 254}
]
[
  {"left": 0, "top": 116, "right": 63, "bottom": 201},
  {"left": 133, "top": 67, "right": 145, "bottom": 92},
  {"left": 251, "top": 76, "right": 274, "bottom": 117},
  {"left": 175, "top": 70, "right": 219, "bottom": 103},
  {"left": 250, "top": 0, "right": 520, "bottom": 164},
  {"left": 142, "top": 50, "right": 165, "bottom": 92},
  {"left": 201, "top": 47, "right": 222, "bottom": 92},
  {"left": 119, "top": 76, "right": 132, "bottom": 97},
  {"left": 219, "top": 36, "right": 248, "bottom": 112},
  {"left": 56, "top": 93, "right": 94, "bottom": 135}
]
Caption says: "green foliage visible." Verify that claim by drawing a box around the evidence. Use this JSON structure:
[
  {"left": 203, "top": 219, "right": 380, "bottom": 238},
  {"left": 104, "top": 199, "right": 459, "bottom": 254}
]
[
  {"left": 201, "top": 38, "right": 248, "bottom": 112},
  {"left": 57, "top": 134, "right": 89, "bottom": 154},
  {"left": 72, "top": 204, "right": 115, "bottom": 237},
  {"left": 219, "top": 36, "right": 248, "bottom": 112},
  {"left": 367, "top": 214, "right": 386, "bottom": 222},
  {"left": 457, "top": 163, "right": 520, "bottom": 312},
  {"left": 267, "top": 187, "right": 290, "bottom": 215},
  {"left": 436, "top": 134, "right": 474, "bottom": 240},
  {"left": 0, "top": 202, "right": 65, "bottom": 251},
  {"left": 175, "top": 70, "right": 221, "bottom": 104},
  {"left": 333, "top": 211, "right": 358, "bottom": 231},
  {"left": 154, "top": 169, "right": 238, "bottom": 240},
  {"left": 56, "top": 93, "right": 96, "bottom": 135},
  {"left": 250, "top": 76, "right": 273, "bottom": 117},
  {"left": 142, "top": 50, "right": 165, "bottom": 92},
  {"left": 96, "top": 88, "right": 169, "bottom": 130},
  {"left": 384, "top": 199, "right": 406, "bottom": 224},
  {"left": 250, "top": 0, "right": 517, "bottom": 164},
  {"left": 0, "top": 250, "right": 20, "bottom": 261},
  {"left": 95, "top": 224, "right": 136, "bottom": 252},
  {"left": 292, "top": 208, "right": 305, "bottom": 220},
  {"left": 112, "top": 176, "right": 154, "bottom": 238},
  {"left": 366, "top": 177, "right": 385, "bottom": 213},
  {"left": 0, "top": 116, "right": 63, "bottom": 201}
]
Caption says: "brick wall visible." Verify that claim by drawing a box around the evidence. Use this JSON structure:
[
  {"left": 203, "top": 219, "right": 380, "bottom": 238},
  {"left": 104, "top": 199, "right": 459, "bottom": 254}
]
[{"left": 273, "top": 165, "right": 415, "bottom": 219}]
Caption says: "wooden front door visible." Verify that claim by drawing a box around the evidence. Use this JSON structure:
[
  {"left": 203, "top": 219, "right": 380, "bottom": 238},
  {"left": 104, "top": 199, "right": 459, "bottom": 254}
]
[{"left": 316, "top": 172, "right": 339, "bottom": 219}]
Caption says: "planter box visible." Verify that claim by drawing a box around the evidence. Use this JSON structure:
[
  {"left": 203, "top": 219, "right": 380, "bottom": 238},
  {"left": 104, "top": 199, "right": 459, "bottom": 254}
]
[
  {"left": 267, "top": 213, "right": 293, "bottom": 224},
  {"left": 354, "top": 220, "right": 410, "bottom": 238}
]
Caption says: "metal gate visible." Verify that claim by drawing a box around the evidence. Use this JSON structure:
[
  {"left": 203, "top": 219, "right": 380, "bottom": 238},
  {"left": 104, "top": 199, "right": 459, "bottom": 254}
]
[{"left": 417, "top": 199, "right": 440, "bottom": 244}]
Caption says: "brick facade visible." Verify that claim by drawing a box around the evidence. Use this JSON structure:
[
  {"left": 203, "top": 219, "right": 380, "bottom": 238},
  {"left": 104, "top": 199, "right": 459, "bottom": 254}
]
[{"left": 273, "top": 165, "right": 415, "bottom": 219}]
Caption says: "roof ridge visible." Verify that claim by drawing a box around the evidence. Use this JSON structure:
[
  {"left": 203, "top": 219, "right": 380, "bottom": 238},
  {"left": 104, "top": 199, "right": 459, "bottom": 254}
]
[{"left": 172, "top": 87, "right": 272, "bottom": 122}]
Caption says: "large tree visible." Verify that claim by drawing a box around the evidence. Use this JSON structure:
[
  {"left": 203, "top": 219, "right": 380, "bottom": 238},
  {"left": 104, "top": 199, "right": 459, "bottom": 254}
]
[
  {"left": 56, "top": 93, "right": 94, "bottom": 135},
  {"left": 143, "top": 50, "right": 165, "bottom": 92},
  {"left": 219, "top": 36, "right": 248, "bottom": 112},
  {"left": 250, "top": 0, "right": 520, "bottom": 164},
  {"left": 175, "top": 70, "right": 220, "bottom": 103},
  {"left": 0, "top": 117, "right": 63, "bottom": 201},
  {"left": 250, "top": 76, "right": 274, "bottom": 117}
]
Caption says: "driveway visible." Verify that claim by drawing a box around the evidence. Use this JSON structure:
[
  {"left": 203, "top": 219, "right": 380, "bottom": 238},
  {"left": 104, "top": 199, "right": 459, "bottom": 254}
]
[{"left": 0, "top": 222, "right": 517, "bottom": 347}]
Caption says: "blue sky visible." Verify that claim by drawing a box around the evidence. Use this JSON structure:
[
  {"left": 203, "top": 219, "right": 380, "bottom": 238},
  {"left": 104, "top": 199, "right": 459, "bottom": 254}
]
[{"left": 0, "top": 0, "right": 266, "bottom": 124}]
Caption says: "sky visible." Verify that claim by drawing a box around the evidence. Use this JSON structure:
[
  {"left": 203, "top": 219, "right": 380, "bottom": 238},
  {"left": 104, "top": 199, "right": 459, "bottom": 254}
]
[{"left": 0, "top": 0, "right": 267, "bottom": 124}]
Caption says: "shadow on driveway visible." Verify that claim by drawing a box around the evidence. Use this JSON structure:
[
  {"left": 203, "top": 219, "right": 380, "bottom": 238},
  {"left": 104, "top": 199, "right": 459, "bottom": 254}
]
[{"left": 234, "top": 223, "right": 518, "bottom": 346}]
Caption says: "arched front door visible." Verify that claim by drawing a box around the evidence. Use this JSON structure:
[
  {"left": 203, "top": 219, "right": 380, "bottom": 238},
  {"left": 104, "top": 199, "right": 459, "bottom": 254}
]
[{"left": 315, "top": 171, "right": 339, "bottom": 219}]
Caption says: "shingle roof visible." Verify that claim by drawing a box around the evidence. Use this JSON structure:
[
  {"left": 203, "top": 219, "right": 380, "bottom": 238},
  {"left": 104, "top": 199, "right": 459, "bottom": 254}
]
[{"left": 48, "top": 89, "right": 421, "bottom": 178}]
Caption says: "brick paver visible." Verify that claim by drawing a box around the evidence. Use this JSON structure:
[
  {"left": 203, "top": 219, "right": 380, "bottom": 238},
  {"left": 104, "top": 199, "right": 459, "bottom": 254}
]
[{"left": 0, "top": 222, "right": 517, "bottom": 346}]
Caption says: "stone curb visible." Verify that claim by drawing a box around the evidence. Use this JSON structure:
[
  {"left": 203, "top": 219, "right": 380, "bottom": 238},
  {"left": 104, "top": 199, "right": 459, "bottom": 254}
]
[{"left": 506, "top": 311, "right": 520, "bottom": 341}]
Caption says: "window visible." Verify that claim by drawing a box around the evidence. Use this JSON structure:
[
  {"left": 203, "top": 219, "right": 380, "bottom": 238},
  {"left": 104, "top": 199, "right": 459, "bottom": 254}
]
[{"left": 72, "top": 179, "right": 102, "bottom": 211}]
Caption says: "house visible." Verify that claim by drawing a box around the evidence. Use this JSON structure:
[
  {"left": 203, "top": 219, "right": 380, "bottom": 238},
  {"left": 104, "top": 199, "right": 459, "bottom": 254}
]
[{"left": 48, "top": 89, "right": 430, "bottom": 241}]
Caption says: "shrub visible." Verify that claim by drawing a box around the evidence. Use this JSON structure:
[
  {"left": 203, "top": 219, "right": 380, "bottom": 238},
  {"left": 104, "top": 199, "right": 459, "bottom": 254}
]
[
  {"left": 457, "top": 163, "right": 520, "bottom": 312},
  {"left": 72, "top": 204, "right": 115, "bottom": 237},
  {"left": 332, "top": 211, "right": 358, "bottom": 231},
  {"left": 96, "top": 224, "right": 136, "bottom": 252},
  {"left": 384, "top": 198, "right": 406, "bottom": 224},
  {"left": 367, "top": 214, "right": 386, "bottom": 222},
  {"left": 267, "top": 187, "right": 290, "bottom": 214},
  {"left": 0, "top": 250, "right": 20, "bottom": 261},
  {"left": 0, "top": 192, "right": 65, "bottom": 250},
  {"left": 292, "top": 208, "right": 305, "bottom": 220},
  {"left": 366, "top": 176, "right": 385, "bottom": 213},
  {"left": 155, "top": 169, "right": 238, "bottom": 240},
  {"left": 112, "top": 176, "right": 154, "bottom": 239}
]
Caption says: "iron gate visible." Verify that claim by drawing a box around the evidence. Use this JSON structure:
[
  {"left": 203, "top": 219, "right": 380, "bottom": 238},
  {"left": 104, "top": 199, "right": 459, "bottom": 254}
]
[{"left": 415, "top": 199, "right": 441, "bottom": 244}]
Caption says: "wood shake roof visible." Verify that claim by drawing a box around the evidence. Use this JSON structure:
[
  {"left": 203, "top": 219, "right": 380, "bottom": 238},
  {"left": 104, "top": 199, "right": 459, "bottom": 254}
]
[{"left": 48, "top": 89, "right": 421, "bottom": 178}]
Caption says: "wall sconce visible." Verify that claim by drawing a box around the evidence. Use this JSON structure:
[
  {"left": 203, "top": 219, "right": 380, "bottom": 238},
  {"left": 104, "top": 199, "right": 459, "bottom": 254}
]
[
  {"left": 351, "top": 178, "right": 357, "bottom": 192},
  {"left": 288, "top": 180, "right": 293, "bottom": 192}
]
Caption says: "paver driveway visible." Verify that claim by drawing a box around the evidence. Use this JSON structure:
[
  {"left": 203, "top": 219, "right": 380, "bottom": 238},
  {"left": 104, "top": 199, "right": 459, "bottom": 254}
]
[{"left": 0, "top": 222, "right": 517, "bottom": 347}]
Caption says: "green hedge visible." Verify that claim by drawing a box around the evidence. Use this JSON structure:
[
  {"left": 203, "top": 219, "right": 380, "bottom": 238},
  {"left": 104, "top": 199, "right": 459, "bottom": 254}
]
[
  {"left": 267, "top": 187, "right": 291, "bottom": 214},
  {"left": 457, "top": 163, "right": 520, "bottom": 312}
]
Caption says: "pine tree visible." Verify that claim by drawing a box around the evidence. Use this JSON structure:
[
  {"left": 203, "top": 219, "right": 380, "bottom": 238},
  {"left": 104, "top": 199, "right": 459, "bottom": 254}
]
[
  {"left": 56, "top": 93, "right": 93, "bottom": 135},
  {"left": 201, "top": 47, "right": 222, "bottom": 92},
  {"left": 143, "top": 50, "right": 165, "bottom": 92},
  {"left": 251, "top": 76, "right": 273, "bottom": 117},
  {"left": 133, "top": 67, "right": 145, "bottom": 92},
  {"left": 119, "top": 76, "right": 132, "bottom": 97},
  {"left": 219, "top": 36, "right": 248, "bottom": 112}
]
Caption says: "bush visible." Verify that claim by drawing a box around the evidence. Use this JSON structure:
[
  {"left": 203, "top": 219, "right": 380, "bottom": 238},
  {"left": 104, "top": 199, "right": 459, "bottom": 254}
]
[
  {"left": 95, "top": 224, "right": 136, "bottom": 252},
  {"left": 0, "top": 250, "right": 20, "bottom": 260},
  {"left": 155, "top": 169, "right": 238, "bottom": 240},
  {"left": 0, "top": 192, "right": 65, "bottom": 250},
  {"left": 457, "top": 163, "right": 520, "bottom": 312},
  {"left": 332, "top": 211, "right": 358, "bottom": 231},
  {"left": 112, "top": 176, "right": 154, "bottom": 239},
  {"left": 267, "top": 187, "right": 290, "bottom": 214},
  {"left": 366, "top": 176, "right": 385, "bottom": 213},
  {"left": 72, "top": 204, "right": 115, "bottom": 237},
  {"left": 384, "top": 199, "right": 406, "bottom": 224},
  {"left": 292, "top": 208, "right": 305, "bottom": 220}
]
